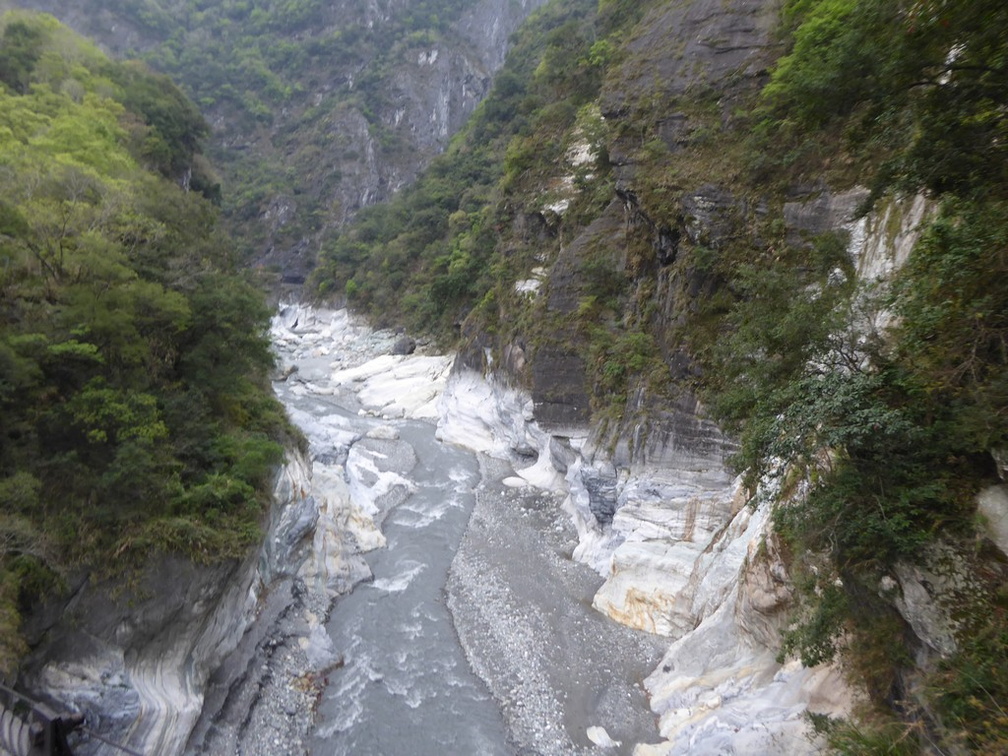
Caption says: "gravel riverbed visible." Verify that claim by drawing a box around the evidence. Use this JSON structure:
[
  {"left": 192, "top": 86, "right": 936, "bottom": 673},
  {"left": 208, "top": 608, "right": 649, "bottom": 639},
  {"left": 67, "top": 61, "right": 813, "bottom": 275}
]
[{"left": 447, "top": 456, "right": 665, "bottom": 755}]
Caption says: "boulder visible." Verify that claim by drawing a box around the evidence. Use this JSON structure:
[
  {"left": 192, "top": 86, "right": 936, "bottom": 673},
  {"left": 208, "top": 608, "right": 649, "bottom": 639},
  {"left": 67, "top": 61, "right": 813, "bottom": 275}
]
[
  {"left": 390, "top": 336, "right": 416, "bottom": 355},
  {"left": 978, "top": 484, "right": 1008, "bottom": 557}
]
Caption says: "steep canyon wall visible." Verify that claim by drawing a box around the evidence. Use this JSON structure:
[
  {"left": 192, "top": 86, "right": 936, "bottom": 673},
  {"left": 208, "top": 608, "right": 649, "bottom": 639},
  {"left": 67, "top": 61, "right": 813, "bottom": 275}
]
[{"left": 0, "top": 0, "right": 547, "bottom": 281}]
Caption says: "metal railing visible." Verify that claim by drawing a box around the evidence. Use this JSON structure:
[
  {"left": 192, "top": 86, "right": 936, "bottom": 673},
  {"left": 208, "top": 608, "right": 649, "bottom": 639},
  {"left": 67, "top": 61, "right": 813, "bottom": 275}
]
[{"left": 0, "top": 684, "right": 80, "bottom": 756}]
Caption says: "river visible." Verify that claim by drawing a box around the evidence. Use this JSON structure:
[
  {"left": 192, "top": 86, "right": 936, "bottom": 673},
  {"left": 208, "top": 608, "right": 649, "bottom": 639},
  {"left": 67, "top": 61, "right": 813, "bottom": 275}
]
[
  {"left": 260, "top": 305, "right": 664, "bottom": 755},
  {"left": 308, "top": 418, "right": 512, "bottom": 755}
]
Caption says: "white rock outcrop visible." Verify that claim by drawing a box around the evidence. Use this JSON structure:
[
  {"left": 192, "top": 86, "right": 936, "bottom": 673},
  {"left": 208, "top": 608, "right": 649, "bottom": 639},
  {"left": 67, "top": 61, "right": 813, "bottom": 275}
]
[
  {"left": 435, "top": 363, "right": 852, "bottom": 753},
  {"left": 21, "top": 446, "right": 323, "bottom": 756},
  {"left": 978, "top": 484, "right": 1008, "bottom": 557},
  {"left": 437, "top": 367, "right": 567, "bottom": 491}
]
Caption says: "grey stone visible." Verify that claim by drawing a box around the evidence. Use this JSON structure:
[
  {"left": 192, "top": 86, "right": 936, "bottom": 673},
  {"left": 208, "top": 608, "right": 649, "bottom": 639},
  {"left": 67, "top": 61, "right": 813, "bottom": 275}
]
[
  {"left": 978, "top": 485, "right": 1008, "bottom": 557},
  {"left": 783, "top": 187, "right": 871, "bottom": 246},
  {"left": 530, "top": 347, "right": 591, "bottom": 433},
  {"left": 680, "top": 185, "right": 741, "bottom": 247},
  {"left": 391, "top": 335, "right": 416, "bottom": 355},
  {"left": 892, "top": 543, "right": 981, "bottom": 658},
  {"left": 548, "top": 437, "right": 578, "bottom": 475},
  {"left": 581, "top": 466, "right": 620, "bottom": 525},
  {"left": 600, "top": 0, "right": 778, "bottom": 109},
  {"left": 273, "top": 363, "right": 299, "bottom": 382},
  {"left": 993, "top": 448, "right": 1008, "bottom": 481},
  {"left": 545, "top": 200, "right": 625, "bottom": 315}
]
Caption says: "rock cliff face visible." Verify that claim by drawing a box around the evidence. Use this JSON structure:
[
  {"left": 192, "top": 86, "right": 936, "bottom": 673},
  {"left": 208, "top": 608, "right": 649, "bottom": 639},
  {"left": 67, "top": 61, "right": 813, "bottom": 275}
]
[
  {"left": 436, "top": 186, "right": 937, "bottom": 752},
  {"left": 435, "top": 0, "right": 965, "bottom": 750},
  {"left": 513, "top": 0, "right": 782, "bottom": 439},
  {"left": 0, "top": 0, "right": 547, "bottom": 281},
  {"left": 234, "top": 0, "right": 548, "bottom": 281},
  {"left": 17, "top": 447, "right": 354, "bottom": 755}
]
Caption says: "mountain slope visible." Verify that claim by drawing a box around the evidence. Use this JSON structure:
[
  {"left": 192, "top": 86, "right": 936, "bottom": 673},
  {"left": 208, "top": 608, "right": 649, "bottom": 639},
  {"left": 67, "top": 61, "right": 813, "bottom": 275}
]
[
  {"left": 0, "top": 10, "right": 288, "bottom": 675},
  {"left": 0, "top": 0, "right": 548, "bottom": 282},
  {"left": 313, "top": 0, "right": 1008, "bottom": 750}
]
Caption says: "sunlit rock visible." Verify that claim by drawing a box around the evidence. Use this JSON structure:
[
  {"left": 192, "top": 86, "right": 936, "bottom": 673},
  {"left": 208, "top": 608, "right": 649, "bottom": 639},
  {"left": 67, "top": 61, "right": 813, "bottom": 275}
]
[{"left": 978, "top": 484, "right": 1008, "bottom": 556}]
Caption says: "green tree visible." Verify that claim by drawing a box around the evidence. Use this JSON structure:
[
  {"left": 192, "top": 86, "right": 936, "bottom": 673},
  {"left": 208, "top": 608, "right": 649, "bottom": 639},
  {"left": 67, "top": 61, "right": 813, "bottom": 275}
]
[
  {"left": 0, "top": 10, "right": 288, "bottom": 672},
  {"left": 0, "top": 18, "right": 45, "bottom": 94}
]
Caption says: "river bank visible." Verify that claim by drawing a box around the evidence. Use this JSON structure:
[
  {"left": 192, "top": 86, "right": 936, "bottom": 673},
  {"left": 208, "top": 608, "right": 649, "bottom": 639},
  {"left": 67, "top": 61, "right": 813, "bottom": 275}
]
[
  {"left": 186, "top": 304, "right": 664, "bottom": 755},
  {"left": 447, "top": 454, "right": 665, "bottom": 755}
]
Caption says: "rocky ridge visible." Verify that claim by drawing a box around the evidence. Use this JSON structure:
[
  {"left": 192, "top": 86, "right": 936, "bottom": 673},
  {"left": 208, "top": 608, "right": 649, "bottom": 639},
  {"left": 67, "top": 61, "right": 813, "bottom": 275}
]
[{"left": 0, "top": 0, "right": 548, "bottom": 281}]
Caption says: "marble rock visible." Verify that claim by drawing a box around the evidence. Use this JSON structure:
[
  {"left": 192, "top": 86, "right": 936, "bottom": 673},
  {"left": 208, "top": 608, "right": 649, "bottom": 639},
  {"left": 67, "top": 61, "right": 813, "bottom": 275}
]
[{"left": 978, "top": 484, "right": 1008, "bottom": 557}]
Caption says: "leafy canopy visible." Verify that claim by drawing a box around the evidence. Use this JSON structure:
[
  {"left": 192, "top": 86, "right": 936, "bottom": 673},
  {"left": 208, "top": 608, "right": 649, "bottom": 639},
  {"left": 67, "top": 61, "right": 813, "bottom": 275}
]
[{"left": 0, "top": 10, "right": 287, "bottom": 675}]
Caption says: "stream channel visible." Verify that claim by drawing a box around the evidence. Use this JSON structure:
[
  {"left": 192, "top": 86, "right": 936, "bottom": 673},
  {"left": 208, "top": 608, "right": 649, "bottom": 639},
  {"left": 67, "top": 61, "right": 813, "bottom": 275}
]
[
  {"left": 308, "top": 418, "right": 510, "bottom": 755},
  {"left": 267, "top": 306, "right": 663, "bottom": 755}
]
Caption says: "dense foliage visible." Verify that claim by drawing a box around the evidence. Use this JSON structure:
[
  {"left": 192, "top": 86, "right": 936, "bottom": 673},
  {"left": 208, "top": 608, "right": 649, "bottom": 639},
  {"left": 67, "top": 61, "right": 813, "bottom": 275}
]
[
  {"left": 690, "top": 0, "right": 1008, "bottom": 750},
  {"left": 0, "top": 11, "right": 287, "bottom": 674},
  {"left": 763, "top": 0, "right": 1008, "bottom": 197}
]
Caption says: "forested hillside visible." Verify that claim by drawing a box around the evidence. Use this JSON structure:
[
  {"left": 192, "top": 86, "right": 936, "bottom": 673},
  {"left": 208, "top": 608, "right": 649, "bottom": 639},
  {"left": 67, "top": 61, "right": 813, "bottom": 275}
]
[
  {"left": 0, "top": 11, "right": 288, "bottom": 674},
  {"left": 311, "top": 0, "right": 610, "bottom": 334},
  {"left": 312, "top": 0, "right": 1008, "bottom": 751},
  {"left": 0, "top": 0, "right": 547, "bottom": 281}
]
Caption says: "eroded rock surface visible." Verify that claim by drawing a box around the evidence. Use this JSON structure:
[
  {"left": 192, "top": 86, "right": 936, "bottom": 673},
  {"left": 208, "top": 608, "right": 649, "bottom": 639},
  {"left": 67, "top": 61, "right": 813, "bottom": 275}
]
[{"left": 19, "top": 448, "right": 324, "bottom": 756}]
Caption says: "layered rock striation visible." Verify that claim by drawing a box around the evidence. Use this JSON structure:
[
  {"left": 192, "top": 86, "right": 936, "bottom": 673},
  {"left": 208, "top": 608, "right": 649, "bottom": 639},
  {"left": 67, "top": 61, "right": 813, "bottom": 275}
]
[{"left": 17, "top": 448, "right": 329, "bottom": 755}]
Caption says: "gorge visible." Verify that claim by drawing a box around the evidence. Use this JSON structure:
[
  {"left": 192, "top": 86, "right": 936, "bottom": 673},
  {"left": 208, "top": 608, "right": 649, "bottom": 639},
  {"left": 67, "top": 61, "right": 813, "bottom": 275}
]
[{"left": 1, "top": 1, "right": 1006, "bottom": 754}]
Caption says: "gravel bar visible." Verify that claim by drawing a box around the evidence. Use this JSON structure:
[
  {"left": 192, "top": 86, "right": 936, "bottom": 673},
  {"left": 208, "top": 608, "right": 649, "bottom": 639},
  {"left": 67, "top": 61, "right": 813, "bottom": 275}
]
[{"left": 447, "top": 455, "right": 666, "bottom": 756}]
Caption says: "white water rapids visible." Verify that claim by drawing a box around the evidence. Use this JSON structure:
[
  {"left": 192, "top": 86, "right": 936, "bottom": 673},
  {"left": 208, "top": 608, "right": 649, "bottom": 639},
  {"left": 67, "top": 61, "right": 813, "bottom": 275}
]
[{"left": 268, "top": 305, "right": 664, "bottom": 755}]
